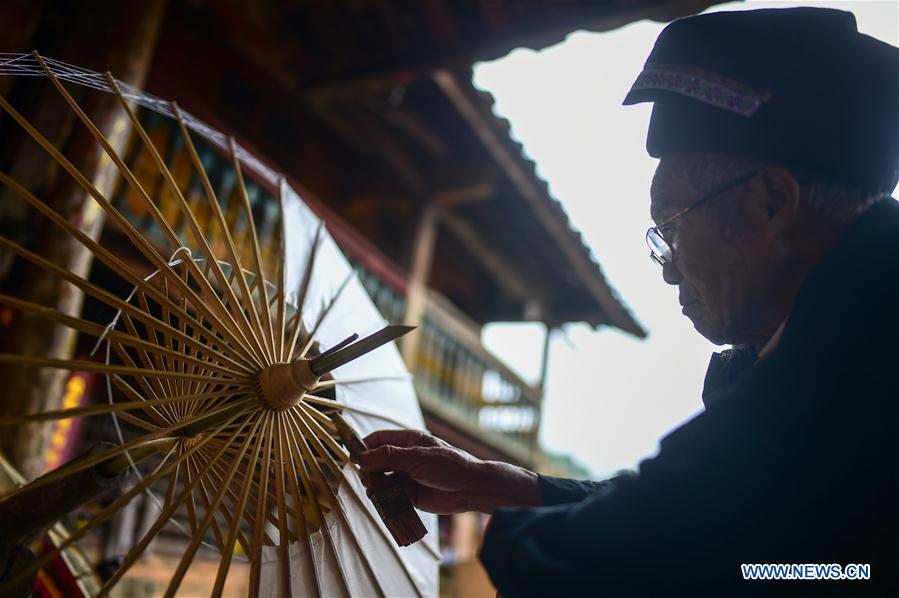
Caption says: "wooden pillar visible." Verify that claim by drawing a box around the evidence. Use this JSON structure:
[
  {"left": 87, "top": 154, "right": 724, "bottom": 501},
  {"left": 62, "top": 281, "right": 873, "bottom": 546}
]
[
  {"left": 0, "top": 1, "right": 168, "bottom": 480},
  {"left": 537, "top": 323, "right": 552, "bottom": 393},
  {"left": 401, "top": 201, "right": 439, "bottom": 366},
  {"left": 532, "top": 319, "right": 552, "bottom": 455}
]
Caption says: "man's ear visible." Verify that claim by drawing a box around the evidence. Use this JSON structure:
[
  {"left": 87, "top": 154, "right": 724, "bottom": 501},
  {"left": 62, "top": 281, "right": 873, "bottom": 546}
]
[{"left": 758, "top": 166, "right": 801, "bottom": 233}]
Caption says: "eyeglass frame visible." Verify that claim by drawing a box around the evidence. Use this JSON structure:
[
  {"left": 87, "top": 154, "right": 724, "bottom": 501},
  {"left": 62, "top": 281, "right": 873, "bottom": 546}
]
[{"left": 646, "top": 169, "right": 761, "bottom": 267}]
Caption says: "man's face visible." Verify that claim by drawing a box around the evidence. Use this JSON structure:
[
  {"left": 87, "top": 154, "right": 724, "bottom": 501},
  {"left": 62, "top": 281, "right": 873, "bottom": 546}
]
[{"left": 650, "top": 155, "right": 779, "bottom": 346}]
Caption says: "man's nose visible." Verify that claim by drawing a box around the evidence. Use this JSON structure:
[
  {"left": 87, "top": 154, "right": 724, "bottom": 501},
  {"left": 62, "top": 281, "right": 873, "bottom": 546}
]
[{"left": 661, "top": 261, "right": 682, "bottom": 286}]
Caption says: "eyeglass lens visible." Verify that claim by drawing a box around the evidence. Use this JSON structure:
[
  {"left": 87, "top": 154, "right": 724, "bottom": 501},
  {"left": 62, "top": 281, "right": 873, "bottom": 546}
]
[{"left": 646, "top": 228, "right": 671, "bottom": 265}]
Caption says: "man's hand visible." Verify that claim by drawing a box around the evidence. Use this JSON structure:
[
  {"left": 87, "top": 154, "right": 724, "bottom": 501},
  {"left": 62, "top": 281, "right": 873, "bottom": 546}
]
[{"left": 358, "top": 429, "right": 542, "bottom": 515}]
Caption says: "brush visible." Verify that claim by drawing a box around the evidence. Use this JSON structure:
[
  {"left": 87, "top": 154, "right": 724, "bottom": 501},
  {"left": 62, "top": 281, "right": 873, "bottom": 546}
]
[{"left": 332, "top": 413, "right": 427, "bottom": 547}]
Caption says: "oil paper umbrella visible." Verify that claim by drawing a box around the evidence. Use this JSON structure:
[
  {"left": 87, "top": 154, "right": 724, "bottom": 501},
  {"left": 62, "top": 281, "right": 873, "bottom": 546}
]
[{"left": 0, "top": 52, "right": 439, "bottom": 597}]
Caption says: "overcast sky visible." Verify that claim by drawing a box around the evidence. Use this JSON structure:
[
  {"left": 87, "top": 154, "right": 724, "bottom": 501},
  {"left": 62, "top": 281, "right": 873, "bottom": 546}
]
[{"left": 474, "top": 0, "right": 899, "bottom": 478}]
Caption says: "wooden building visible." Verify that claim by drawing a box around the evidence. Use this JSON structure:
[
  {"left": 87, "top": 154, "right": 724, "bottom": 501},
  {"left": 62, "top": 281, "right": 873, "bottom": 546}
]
[
  {"left": 140, "top": 0, "right": 663, "bottom": 469},
  {"left": 0, "top": 0, "right": 724, "bottom": 593}
]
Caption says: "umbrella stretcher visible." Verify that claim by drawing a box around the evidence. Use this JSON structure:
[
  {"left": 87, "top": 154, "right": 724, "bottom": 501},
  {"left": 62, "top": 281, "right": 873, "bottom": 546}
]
[{"left": 0, "top": 51, "right": 440, "bottom": 597}]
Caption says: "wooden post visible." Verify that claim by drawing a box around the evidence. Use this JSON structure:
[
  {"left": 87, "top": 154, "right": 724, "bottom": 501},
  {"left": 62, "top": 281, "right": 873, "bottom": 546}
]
[
  {"left": 0, "top": 1, "right": 167, "bottom": 480},
  {"left": 401, "top": 201, "right": 439, "bottom": 366},
  {"left": 534, "top": 317, "right": 551, "bottom": 455},
  {"left": 537, "top": 323, "right": 552, "bottom": 393}
]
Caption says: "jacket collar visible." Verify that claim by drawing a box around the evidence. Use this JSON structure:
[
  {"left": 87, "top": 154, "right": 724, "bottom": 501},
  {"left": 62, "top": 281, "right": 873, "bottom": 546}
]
[{"left": 700, "top": 198, "right": 899, "bottom": 407}]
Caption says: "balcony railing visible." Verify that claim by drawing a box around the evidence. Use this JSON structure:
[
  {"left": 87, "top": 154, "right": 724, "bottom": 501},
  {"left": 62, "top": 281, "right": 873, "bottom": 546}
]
[{"left": 355, "top": 266, "right": 542, "bottom": 463}]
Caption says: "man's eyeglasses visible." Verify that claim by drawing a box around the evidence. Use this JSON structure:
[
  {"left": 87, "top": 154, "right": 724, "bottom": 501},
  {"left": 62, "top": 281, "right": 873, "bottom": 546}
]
[{"left": 646, "top": 169, "right": 760, "bottom": 267}]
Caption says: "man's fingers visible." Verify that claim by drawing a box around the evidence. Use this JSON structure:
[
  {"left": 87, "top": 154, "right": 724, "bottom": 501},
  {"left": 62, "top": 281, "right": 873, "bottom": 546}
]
[
  {"left": 364, "top": 429, "right": 435, "bottom": 449},
  {"left": 358, "top": 445, "right": 421, "bottom": 472}
]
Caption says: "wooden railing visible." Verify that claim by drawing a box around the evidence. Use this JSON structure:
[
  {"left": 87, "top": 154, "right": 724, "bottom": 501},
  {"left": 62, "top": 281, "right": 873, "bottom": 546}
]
[{"left": 355, "top": 265, "right": 542, "bottom": 462}]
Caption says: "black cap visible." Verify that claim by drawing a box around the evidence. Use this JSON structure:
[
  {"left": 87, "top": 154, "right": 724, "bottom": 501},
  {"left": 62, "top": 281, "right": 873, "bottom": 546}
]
[{"left": 624, "top": 8, "right": 899, "bottom": 193}]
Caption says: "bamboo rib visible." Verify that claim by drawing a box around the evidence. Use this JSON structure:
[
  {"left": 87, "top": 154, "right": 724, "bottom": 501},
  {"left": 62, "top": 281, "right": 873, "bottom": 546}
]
[
  {"left": 162, "top": 461, "right": 182, "bottom": 518},
  {"left": 0, "top": 389, "right": 244, "bottom": 425},
  {"left": 110, "top": 331, "right": 177, "bottom": 426},
  {"left": 275, "top": 256, "right": 287, "bottom": 363},
  {"left": 301, "top": 396, "right": 414, "bottom": 432},
  {"left": 119, "top": 343, "right": 178, "bottom": 423},
  {"left": 35, "top": 56, "right": 182, "bottom": 259},
  {"left": 96, "top": 413, "right": 259, "bottom": 597},
  {"left": 210, "top": 412, "right": 268, "bottom": 597},
  {"left": 156, "top": 278, "right": 183, "bottom": 403},
  {"left": 272, "top": 414, "right": 298, "bottom": 598},
  {"left": 128, "top": 292, "right": 178, "bottom": 412},
  {"left": 0, "top": 292, "right": 244, "bottom": 381},
  {"left": 0, "top": 236, "right": 256, "bottom": 377},
  {"left": 296, "top": 406, "right": 343, "bottom": 460},
  {"left": 157, "top": 461, "right": 211, "bottom": 565},
  {"left": 196, "top": 439, "right": 291, "bottom": 524},
  {"left": 275, "top": 179, "right": 288, "bottom": 362},
  {"left": 172, "top": 306, "right": 190, "bottom": 420},
  {"left": 278, "top": 415, "right": 324, "bottom": 596},
  {"left": 103, "top": 74, "right": 270, "bottom": 368},
  {"left": 279, "top": 416, "right": 320, "bottom": 533},
  {"left": 290, "top": 410, "right": 411, "bottom": 598},
  {"left": 175, "top": 291, "right": 193, "bottom": 417},
  {"left": 0, "top": 87, "right": 262, "bottom": 371},
  {"left": 0, "top": 61, "right": 436, "bottom": 598},
  {"left": 109, "top": 364, "right": 183, "bottom": 429},
  {"left": 101, "top": 71, "right": 267, "bottom": 370},
  {"left": 130, "top": 290, "right": 188, "bottom": 420},
  {"left": 185, "top": 452, "right": 236, "bottom": 553},
  {"left": 188, "top": 348, "right": 246, "bottom": 415},
  {"left": 151, "top": 454, "right": 227, "bottom": 577},
  {"left": 300, "top": 410, "right": 434, "bottom": 589},
  {"left": 171, "top": 103, "right": 274, "bottom": 367},
  {"left": 177, "top": 285, "right": 197, "bottom": 415},
  {"left": 281, "top": 411, "right": 355, "bottom": 598},
  {"left": 0, "top": 171, "right": 260, "bottom": 370},
  {"left": 113, "top": 409, "right": 161, "bottom": 432},
  {"left": 4, "top": 399, "right": 254, "bottom": 498},
  {"left": 192, "top": 445, "right": 280, "bottom": 547},
  {"left": 279, "top": 413, "right": 336, "bottom": 595},
  {"left": 163, "top": 415, "right": 266, "bottom": 598},
  {"left": 315, "top": 374, "right": 413, "bottom": 389},
  {"left": 157, "top": 276, "right": 179, "bottom": 403},
  {"left": 109, "top": 365, "right": 235, "bottom": 434},
  {"left": 284, "top": 224, "right": 323, "bottom": 361},
  {"left": 249, "top": 414, "right": 275, "bottom": 597},
  {"left": 228, "top": 136, "right": 277, "bottom": 361},
  {"left": 292, "top": 412, "right": 422, "bottom": 596},
  {"left": 0, "top": 354, "right": 250, "bottom": 386},
  {"left": 279, "top": 416, "right": 325, "bottom": 534},
  {"left": 176, "top": 278, "right": 226, "bottom": 417},
  {"left": 300, "top": 395, "right": 344, "bottom": 411},
  {"left": 269, "top": 288, "right": 281, "bottom": 312},
  {"left": 298, "top": 400, "right": 339, "bottom": 433},
  {"left": 181, "top": 453, "right": 201, "bottom": 535},
  {"left": 151, "top": 441, "right": 179, "bottom": 479},
  {"left": 97, "top": 73, "right": 262, "bottom": 370},
  {"left": 0, "top": 409, "right": 251, "bottom": 596},
  {"left": 281, "top": 428, "right": 345, "bottom": 594},
  {"left": 296, "top": 273, "right": 353, "bottom": 361},
  {"left": 187, "top": 346, "right": 247, "bottom": 417}
]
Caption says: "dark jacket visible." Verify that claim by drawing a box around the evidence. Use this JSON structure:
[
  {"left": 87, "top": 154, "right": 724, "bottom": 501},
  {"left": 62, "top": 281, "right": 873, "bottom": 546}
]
[{"left": 480, "top": 199, "right": 899, "bottom": 596}]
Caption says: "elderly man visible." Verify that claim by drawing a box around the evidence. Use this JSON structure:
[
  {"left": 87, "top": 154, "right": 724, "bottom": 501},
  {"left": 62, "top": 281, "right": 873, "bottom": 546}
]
[{"left": 359, "top": 8, "right": 899, "bottom": 595}]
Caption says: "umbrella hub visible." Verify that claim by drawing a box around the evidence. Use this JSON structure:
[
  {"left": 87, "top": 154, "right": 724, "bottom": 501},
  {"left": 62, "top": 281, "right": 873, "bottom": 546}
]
[{"left": 257, "top": 359, "right": 320, "bottom": 410}]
